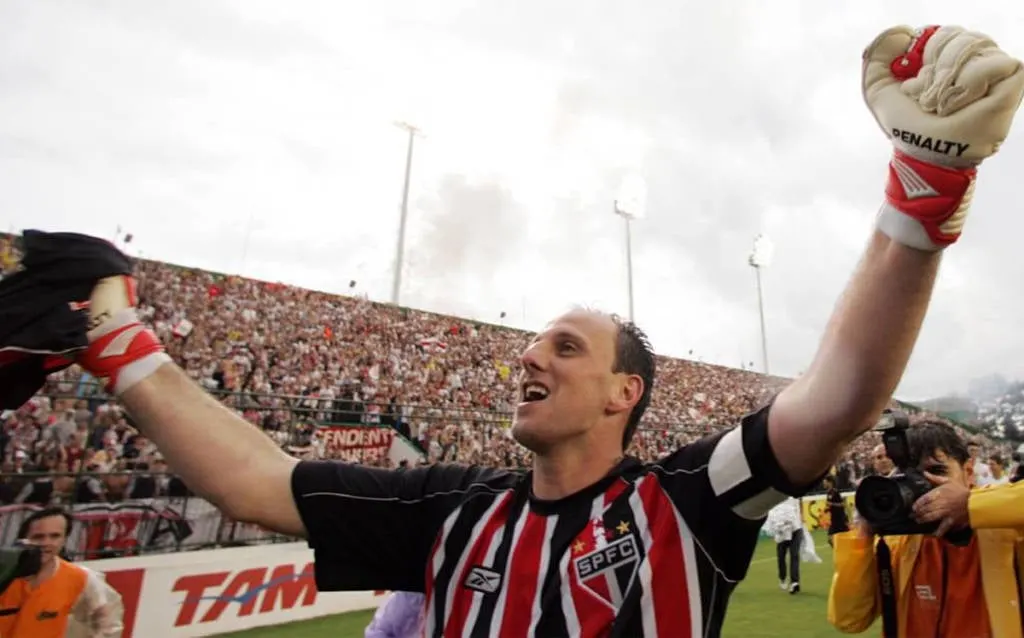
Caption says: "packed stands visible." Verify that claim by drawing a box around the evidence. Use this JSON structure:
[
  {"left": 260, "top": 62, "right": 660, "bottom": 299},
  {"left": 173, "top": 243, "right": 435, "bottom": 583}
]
[{"left": 0, "top": 232, "right": 1013, "bottom": 560}]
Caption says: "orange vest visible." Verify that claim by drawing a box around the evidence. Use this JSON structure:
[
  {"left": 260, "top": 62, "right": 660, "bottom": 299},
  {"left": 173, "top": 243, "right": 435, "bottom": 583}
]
[
  {"left": 0, "top": 558, "right": 88, "bottom": 638},
  {"left": 904, "top": 535, "right": 993, "bottom": 637}
]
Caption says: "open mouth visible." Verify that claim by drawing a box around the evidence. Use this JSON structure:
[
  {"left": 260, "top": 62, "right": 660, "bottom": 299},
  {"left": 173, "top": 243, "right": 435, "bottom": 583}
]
[{"left": 520, "top": 381, "right": 550, "bottom": 404}]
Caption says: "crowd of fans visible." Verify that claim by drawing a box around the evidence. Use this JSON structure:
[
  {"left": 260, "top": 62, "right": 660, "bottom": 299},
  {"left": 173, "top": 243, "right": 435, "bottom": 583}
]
[{"left": 0, "top": 233, "right": 1013, "bottom": 516}]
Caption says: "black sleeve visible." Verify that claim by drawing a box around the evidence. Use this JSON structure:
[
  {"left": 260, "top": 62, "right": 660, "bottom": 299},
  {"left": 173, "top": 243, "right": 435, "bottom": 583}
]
[
  {"left": 290, "top": 460, "right": 501, "bottom": 593},
  {"left": 652, "top": 403, "right": 821, "bottom": 579}
]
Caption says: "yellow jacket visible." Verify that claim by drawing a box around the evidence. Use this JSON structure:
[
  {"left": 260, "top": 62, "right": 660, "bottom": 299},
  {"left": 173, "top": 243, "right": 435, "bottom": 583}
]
[{"left": 827, "top": 481, "right": 1024, "bottom": 637}]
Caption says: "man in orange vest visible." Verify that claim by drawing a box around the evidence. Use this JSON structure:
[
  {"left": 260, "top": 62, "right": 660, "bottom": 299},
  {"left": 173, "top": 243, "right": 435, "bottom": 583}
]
[{"left": 0, "top": 508, "right": 123, "bottom": 637}]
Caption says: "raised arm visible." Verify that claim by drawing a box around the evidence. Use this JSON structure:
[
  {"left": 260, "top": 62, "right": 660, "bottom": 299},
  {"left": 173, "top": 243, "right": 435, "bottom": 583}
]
[
  {"left": 119, "top": 363, "right": 304, "bottom": 536},
  {"left": 72, "top": 273, "right": 502, "bottom": 590},
  {"left": 768, "top": 233, "right": 939, "bottom": 484},
  {"left": 767, "top": 25, "right": 1024, "bottom": 485},
  {"left": 79, "top": 278, "right": 304, "bottom": 536}
]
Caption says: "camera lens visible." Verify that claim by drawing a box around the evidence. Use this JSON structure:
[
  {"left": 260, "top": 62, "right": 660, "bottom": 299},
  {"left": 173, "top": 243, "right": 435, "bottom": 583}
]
[
  {"left": 855, "top": 475, "right": 908, "bottom": 525},
  {"left": 872, "top": 492, "right": 894, "bottom": 512}
]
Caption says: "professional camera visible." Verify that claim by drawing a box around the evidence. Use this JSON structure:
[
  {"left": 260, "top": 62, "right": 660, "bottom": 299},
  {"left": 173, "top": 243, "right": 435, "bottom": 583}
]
[
  {"left": 854, "top": 410, "right": 969, "bottom": 543},
  {"left": 0, "top": 541, "right": 41, "bottom": 596}
]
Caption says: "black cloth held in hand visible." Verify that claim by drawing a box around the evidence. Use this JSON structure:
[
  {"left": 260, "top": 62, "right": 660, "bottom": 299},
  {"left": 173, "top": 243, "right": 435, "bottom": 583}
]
[{"left": 0, "top": 229, "right": 132, "bottom": 410}]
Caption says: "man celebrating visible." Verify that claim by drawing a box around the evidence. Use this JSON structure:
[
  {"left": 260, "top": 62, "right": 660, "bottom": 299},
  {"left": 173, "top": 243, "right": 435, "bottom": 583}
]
[{"left": 34, "top": 24, "right": 1024, "bottom": 638}]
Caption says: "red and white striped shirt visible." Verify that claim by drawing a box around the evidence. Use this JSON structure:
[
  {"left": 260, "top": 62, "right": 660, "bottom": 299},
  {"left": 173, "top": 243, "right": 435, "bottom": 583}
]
[{"left": 292, "top": 404, "right": 805, "bottom": 637}]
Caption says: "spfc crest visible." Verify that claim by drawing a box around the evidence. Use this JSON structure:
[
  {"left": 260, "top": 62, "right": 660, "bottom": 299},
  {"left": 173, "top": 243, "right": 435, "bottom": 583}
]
[{"left": 573, "top": 533, "right": 639, "bottom": 610}]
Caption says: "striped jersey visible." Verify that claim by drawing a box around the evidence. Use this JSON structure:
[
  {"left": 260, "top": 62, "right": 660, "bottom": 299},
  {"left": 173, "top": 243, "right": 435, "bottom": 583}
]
[{"left": 292, "top": 404, "right": 806, "bottom": 637}]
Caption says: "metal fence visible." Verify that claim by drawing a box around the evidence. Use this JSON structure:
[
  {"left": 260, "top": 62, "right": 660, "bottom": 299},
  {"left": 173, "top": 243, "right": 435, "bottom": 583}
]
[
  {"left": 0, "top": 496, "right": 294, "bottom": 562},
  {"left": 6, "top": 383, "right": 445, "bottom": 560}
]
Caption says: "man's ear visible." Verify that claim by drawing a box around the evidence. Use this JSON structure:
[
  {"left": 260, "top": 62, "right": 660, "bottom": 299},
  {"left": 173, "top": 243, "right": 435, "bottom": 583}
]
[
  {"left": 608, "top": 374, "right": 644, "bottom": 417},
  {"left": 964, "top": 458, "right": 975, "bottom": 485}
]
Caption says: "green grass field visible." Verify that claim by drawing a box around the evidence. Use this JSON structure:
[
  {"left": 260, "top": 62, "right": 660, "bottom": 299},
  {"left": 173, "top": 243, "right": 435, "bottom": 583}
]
[{"left": 218, "top": 532, "right": 863, "bottom": 637}]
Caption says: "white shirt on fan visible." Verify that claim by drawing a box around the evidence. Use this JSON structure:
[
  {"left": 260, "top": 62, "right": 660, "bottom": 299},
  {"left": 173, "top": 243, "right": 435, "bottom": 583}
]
[
  {"left": 763, "top": 497, "right": 802, "bottom": 543},
  {"left": 976, "top": 467, "right": 1009, "bottom": 487},
  {"left": 972, "top": 459, "right": 994, "bottom": 487}
]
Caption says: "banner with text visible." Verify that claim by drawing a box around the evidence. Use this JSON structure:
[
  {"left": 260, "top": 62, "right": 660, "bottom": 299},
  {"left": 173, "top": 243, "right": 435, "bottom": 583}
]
[
  {"left": 320, "top": 425, "right": 396, "bottom": 463},
  {"left": 83, "top": 543, "right": 386, "bottom": 637},
  {"left": 800, "top": 491, "right": 856, "bottom": 532}
]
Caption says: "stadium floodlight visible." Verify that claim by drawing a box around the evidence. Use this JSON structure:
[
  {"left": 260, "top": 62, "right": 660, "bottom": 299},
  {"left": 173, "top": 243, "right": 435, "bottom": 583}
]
[
  {"left": 748, "top": 234, "right": 772, "bottom": 374},
  {"left": 615, "top": 174, "right": 647, "bottom": 221},
  {"left": 613, "top": 174, "right": 647, "bottom": 322},
  {"left": 749, "top": 233, "right": 774, "bottom": 268},
  {"left": 391, "top": 121, "right": 422, "bottom": 306}
]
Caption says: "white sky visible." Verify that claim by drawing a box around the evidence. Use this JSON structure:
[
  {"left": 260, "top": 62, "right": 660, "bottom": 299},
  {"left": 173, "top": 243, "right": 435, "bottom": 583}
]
[{"left": 3, "top": 1, "right": 1024, "bottom": 401}]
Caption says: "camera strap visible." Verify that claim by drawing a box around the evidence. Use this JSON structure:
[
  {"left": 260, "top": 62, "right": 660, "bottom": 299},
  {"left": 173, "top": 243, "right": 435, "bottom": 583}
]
[{"left": 876, "top": 537, "right": 899, "bottom": 638}]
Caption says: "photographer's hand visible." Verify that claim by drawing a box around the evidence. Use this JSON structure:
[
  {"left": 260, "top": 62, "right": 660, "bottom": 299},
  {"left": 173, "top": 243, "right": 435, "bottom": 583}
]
[{"left": 912, "top": 472, "right": 970, "bottom": 537}]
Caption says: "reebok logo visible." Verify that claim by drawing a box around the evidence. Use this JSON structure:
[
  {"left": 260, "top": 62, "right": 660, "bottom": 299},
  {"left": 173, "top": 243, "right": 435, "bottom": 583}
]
[
  {"left": 892, "top": 128, "right": 969, "bottom": 158},
  {"left": 463, "top": 566, "right": 502, "bottom": 594}
]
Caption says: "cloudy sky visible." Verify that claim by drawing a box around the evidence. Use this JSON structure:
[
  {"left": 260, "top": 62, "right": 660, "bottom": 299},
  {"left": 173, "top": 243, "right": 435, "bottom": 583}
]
[{"left": 3, "top": 1, "right": 1024, "bottom": 401}]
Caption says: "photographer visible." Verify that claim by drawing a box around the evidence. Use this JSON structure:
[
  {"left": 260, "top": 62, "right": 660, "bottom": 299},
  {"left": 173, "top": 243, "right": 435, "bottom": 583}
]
[
  {"left": 0, "top": 508, "right": 123, "bottom": 637},
  {"left": 827, "top": 419, "right": 1024, "bottom": 637}
]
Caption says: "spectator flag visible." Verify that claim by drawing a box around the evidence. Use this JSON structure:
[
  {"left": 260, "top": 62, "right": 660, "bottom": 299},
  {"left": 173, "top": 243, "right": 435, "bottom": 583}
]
[
  {"left": 172, "top": 319, "right": 193, "bottom": 339},
  {"left": 419, "top": 337, "right": 447, "bottom": 353}
]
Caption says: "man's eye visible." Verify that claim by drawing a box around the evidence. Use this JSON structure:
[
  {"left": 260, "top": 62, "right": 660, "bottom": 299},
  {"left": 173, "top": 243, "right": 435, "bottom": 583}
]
[{"left": 926, "top": 465, "right": 947, "bottom": 475}]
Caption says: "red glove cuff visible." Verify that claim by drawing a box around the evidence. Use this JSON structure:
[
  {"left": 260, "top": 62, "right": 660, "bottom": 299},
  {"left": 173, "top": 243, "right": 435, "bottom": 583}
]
[
  {"left": 882, "top": 150, "right": 976, "bottom": 249},
  {"left": 79, "top": 315, "right": 170, "bottom": 395}
]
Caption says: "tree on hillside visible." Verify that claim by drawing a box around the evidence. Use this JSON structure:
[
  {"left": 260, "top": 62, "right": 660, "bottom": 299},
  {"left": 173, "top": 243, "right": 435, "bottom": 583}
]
[{"left": 1002, "top": 418, "right": 1022, "bottom": 443}]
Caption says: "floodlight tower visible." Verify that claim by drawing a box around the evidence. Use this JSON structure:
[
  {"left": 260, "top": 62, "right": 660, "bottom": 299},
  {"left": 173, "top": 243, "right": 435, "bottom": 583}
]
[
  {"left": 391, "top": 121, "right": 422, "bottom": 305},
  {"left": 613, "top": 175, "right": 647, "bottom": 323},
  {"left": 748, "top": 234, "right": 774, "bottom": 375}
]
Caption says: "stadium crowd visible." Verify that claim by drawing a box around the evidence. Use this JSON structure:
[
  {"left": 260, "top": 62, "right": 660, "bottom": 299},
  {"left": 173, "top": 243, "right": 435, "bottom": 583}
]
[{"left": 0, "top": 233, "right": 1013, "bottom": 513}]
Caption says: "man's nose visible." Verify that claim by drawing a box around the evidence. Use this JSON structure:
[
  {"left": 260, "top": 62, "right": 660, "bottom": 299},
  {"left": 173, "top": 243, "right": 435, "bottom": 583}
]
[{"left": 520, "top": 342, "right": 547, "bottom": 372}]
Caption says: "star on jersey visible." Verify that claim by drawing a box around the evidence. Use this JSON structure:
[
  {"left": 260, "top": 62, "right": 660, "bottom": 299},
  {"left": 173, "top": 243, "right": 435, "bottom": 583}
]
[{"left": 573, "top": 520, "right": 634, "bottom": 555}]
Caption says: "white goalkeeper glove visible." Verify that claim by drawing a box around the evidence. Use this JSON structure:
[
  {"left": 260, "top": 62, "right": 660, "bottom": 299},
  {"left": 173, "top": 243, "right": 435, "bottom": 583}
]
[{"left": 863, "top": 25, "right": 1024, "bottom": 250}]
